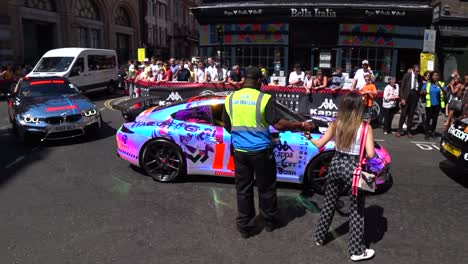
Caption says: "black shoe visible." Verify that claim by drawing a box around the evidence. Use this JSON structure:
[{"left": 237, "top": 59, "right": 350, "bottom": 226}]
[
  {"left": 264, "top": 220, "right": 286, "bottom": 233},
  {"left": 238, "top": 226, "right": 263, "bottom": 239}
]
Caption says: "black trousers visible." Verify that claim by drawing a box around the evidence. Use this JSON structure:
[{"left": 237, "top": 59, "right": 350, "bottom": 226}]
[
  {"left": 382, "top": 107, "right": 399, "bottom": 133},
  {"left": 233, "top": 148, "right": 278, "bottom": 232},
  {"left": 425, "top": 105, "right": 441, "bottom": 134},
  {"left": 398, "top": 91, "right": 420, "bottom": 133}
]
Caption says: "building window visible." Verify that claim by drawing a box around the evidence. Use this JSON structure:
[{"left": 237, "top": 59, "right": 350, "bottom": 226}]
[
  {"left": 79, "top": 27, "right": 88, "bottom": 47},
  {"left": 24, "top": 0, "right": 56, "bottom": 11},
  {"left": 114, "top": 7, "right": 131, "bottom": 26},
  {"left": 79, "top": 27, "right": 100, "bottom": 48},
  {"left": 76, "top": 0, "right": 100, "bottom": 20}
]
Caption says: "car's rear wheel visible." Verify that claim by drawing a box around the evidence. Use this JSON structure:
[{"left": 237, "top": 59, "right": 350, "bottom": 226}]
[
  {"left": 305, "top": 151, "right": 336, "bottom": 195},
  {"left": 107, "top": 81, "right": 116, "bottom": 94},
  {"left": 141, "top": 139, "right": 186, "bottom": 182}
]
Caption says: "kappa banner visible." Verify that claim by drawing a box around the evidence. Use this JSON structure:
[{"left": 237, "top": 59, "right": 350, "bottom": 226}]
[{"left": 133, "top": 82, "right": 383, "bottom": 121}]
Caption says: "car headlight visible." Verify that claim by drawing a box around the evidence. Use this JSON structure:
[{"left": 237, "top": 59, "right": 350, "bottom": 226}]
[
  {"left": 22, "top": 115, "right": 39, "bottom": 123},
  {"left": 83, "top": 109, "right": 98, "bottom": 117}
]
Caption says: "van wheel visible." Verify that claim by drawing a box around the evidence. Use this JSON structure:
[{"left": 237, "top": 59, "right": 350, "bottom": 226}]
[{"left": 107, "top": 81, "right": 116, "bottom": 94}]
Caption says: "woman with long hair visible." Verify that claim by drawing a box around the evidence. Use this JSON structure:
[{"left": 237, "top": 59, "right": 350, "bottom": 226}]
[
  {"left": 307, "top": 93, "right": 376, "bottom": 262},
  {"left": 421, "top": 71, "right": 446, "bottom": 140}
]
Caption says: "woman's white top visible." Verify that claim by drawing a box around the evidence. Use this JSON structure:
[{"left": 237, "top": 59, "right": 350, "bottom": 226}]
[
  {"left": 335, "top": 123, "right": 363, "bottom": 155},
  {"left": 383, "top": 84, "right": 399, "bottom": 108}
]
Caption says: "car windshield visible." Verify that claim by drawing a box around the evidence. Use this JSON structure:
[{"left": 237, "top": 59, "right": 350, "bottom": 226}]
[
  {"left": 35, "top": 57, "right": 74, "bottom": 72},
  {"left": 19, "top": 79, "right": 78, "bottom": 98}
]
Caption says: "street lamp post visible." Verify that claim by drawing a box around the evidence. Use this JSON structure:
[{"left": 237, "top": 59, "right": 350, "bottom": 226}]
[{"left": 216, "top": 25, "right": 224, "bottom": 66}]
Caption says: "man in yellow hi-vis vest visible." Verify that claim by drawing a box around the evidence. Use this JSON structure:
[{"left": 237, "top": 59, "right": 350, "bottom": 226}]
[
  {"left": 222, "top": 67, "right": 315, "bottom": 239},
  {"left": 421, "top": 71, "right": 446, "bottom": 140}
]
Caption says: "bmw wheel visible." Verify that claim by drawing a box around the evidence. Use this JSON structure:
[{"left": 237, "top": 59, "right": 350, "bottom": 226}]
[
  {"left": 141, "top": 139, "right": 186, "bottom": 182},
  {"left": 305, "top": 151, "right": 335, "bottom": 195}
]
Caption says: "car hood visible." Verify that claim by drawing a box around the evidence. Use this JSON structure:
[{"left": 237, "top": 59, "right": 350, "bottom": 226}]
[{"left": 18, "top": 94, "right": 95, "bottom": 117}]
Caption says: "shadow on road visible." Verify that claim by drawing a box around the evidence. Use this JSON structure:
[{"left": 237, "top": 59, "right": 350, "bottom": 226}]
[
  {"left": 0, "top": 127, "right": 49, "bottom": 188},
  {"left": 439, "top": 160, "right": 468, "bottom": 188},
  {"left": 316, "top": 205, "right": 387, "bottom": 247}
]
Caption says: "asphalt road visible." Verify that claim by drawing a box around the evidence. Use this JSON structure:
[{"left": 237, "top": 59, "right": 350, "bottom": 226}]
[{"left": 0, "top": 94, "right": 467, "bottom": 264}]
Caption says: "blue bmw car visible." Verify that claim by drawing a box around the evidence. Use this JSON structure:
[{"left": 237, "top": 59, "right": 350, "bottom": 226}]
[{"left": 7, "top": 76, "right": 102, "bottom": 143}]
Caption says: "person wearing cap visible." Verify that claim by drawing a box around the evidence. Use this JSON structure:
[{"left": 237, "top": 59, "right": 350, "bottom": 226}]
[
  {"left": 288, "top": 64, "right": 305, "bottom": 86},
  {"left": 223, "top": 67, "right": 315, "bottom": 239},
  {"left": 352, "top": 60, "right": 375, "bottom": 90}
]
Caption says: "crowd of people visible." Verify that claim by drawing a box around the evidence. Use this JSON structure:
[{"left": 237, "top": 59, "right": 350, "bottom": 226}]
[{"left": 0, "top": 64, "right": 32, "bottom": 81}]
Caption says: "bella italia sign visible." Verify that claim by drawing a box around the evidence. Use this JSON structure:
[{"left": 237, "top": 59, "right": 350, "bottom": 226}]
[{"left": 290, "top": 8, "right": 337, "bottom": 18}]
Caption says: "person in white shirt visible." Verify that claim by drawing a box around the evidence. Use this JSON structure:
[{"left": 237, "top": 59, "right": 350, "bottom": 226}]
[
  {"left": 206, "top": 57, "right": 217, "bottom": 82},
  {"left": 150, "top": 57, "right": 159, "bottom": 76},
  {"left": 195, "top": 61, "right": 206, "bottom": 83},
  {"left": 289, "top": 64, "right": 305, "bottom": 86},
  {"left": 351, "top": 60, "right": 375, "bottom": 90},
  {"left": 382, "top": 77, "right": 400, "bottom": 134},
  {"left": 303, "top": 70, "right": 313, "bottom": 94},
  {"left": 210, "top": 62, "right": 227, "bottom": 83}
]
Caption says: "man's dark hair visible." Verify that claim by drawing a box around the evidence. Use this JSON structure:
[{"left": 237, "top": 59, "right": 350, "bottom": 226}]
[
  {"left": 413, "top": 64, "right": 420, "bottom": 70},
  {"left": 245, "top": 67, "right": 262, "bottom": 80}
]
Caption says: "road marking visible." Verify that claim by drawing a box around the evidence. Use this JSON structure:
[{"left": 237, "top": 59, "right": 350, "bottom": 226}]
[
  {"left": 411, "top": 141, "right": 440, "bottom": 151},
  {"left": 374, "top": 139, "right": 385, "bottom": 142},
  {"left": 5, "top": 156, "right": 25, "bottom": 169},
  {"left": 99, "top": 107, "right": 105, "bottom": 111},
  {"left": 104, "top": 99, "right": 116, "bottom": 110}
]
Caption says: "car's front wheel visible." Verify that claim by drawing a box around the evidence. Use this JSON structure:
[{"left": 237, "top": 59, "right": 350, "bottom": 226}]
[
  {"left": 141, "top": 139, "right": 186, "bottom": 182},
  {"left": 305, "top": 151, "right": 335, "bottom": 195}
]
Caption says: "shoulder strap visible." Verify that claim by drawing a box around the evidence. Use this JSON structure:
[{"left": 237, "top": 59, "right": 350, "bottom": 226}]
[
  {"left": 352, "top": 122, "right": 369, "bottom": 196},
  {"left": 357, "top": 122, "right": 369, "bottom": 165}
]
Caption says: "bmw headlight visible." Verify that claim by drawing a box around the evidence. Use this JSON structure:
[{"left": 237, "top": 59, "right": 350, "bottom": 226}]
[
  {"left": 83, "top": 109, "right": 98, "bottom": 117},
  {"left": 22, "top": 114, "right": 39, "bottom": 123}
]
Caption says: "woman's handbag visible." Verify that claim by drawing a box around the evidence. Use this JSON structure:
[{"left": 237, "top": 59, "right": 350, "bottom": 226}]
[
  {"left": 352, "top": 122, "right": 376, "bottom": 195},
  {"left": 448, "top": 98, "right": 463, "bottom": 113}
]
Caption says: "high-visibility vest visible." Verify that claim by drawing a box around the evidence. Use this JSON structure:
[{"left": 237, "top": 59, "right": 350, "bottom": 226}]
[
  {"left": 425, "top": 81, "right": 445, "bottom": 108},
  {"left": 225, "top": 88, "right": 271, "bottom": 152}
]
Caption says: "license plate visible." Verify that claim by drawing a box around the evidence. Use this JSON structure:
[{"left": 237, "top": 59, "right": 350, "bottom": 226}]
[
  {"left": 51, "top": 125, "right": 76, "bottom": 132},
  {"left": 442, "top": 142, "right": 461, "bottom": 158}
]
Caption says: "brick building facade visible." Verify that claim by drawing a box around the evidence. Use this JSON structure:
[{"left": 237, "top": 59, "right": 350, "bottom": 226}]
[
  {"left": 1, "top": 0, "right": 140, "bottom": 66},
  {"left": 432, "top": 0, "right": 468, "bottom": 79}
]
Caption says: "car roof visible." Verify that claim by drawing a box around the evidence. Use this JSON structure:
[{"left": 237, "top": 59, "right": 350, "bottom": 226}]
[
  {"left": 42, "top": 48, "right": 116, "bottom": 57},
  {"left": 23, "top": 76, "right": 68, "bottom": 81}
]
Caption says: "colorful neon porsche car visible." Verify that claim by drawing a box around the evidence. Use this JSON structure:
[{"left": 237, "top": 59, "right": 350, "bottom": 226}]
[
  {"left": 7, "top": 76, "right": 102, "bottom": 143},
  {"left": 116, "top": 95, "right": 392, "bottom": 193}
]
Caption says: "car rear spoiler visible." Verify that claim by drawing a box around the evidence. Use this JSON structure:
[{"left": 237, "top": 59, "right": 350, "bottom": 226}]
[{"left": 113, "top": 96, "right": 164, "bottom": 122}]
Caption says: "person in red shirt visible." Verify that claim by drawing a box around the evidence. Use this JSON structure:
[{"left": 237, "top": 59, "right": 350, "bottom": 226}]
[
  {"left": 157, "top": 62, "right": 172, "bottom": 84},
  {"left": 360, "top": 75, "right": 378, "bottom": 116}
]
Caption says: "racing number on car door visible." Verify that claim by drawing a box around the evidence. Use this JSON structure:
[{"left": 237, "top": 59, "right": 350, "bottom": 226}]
[{"left": 211, "top": 126, "right": 235, "bottom": 176}]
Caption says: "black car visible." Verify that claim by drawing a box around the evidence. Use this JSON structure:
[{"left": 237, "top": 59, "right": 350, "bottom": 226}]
[
  {"left": 440, "top": 118, "right": 468, "bottom": 167},
  {"left": 7, "top": 76, "right": 102, "bottom": 143}
]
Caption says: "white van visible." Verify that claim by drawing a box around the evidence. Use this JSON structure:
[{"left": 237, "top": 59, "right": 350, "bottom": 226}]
[{"left": 27, "top": 48, "right": 119, "bottom": 93}]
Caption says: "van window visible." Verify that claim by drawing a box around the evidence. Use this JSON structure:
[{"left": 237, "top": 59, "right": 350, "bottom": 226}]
[
  {"left": 70, "top": 58, "right": 84, "bottom": 77},
  {"left": 35, "top": 57, "right": 74, "bottom": 72},
  {"left": 87, "top": 55, "right": 116, "bottom": 71}
]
